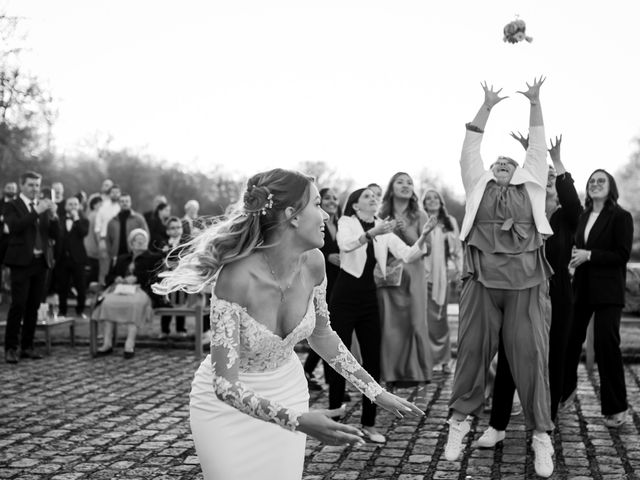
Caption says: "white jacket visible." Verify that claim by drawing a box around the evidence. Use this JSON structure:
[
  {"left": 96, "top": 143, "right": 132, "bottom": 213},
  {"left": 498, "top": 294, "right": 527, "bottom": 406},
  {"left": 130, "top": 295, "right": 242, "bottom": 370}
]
[
  {"left": 337, "top": 215, "right": 425, "bottom": 279},
  {"left": 459, "top": 124, "right": 552, "bottom": 241}
]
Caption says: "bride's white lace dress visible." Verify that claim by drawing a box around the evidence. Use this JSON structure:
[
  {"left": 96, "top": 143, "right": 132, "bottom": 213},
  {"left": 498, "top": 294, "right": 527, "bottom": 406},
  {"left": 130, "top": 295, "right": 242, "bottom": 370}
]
[{"left": 189, "top": 275, "right": 384, "bottom": 479}]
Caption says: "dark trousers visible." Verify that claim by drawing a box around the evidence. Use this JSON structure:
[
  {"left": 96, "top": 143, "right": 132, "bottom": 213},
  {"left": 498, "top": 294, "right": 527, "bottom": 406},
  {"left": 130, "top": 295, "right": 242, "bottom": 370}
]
[
  {"left": 325, "top": 295, "right": 381, "bottom": 427},
  {"left": 490, "top": 275, "right": 573, "bottom": 429},
  {"left": 563, "top": 302, "right": 627, "bottom": 416},
  {"left": 4, "top": 257, "right": 47, "bottom": 351},
  {"left": 55, "top": 259, "right": 87, "bottom": 315},
  {"left": 161, "top": 290, "right": 187, "bottom": 333},
  {"left": 161, "top": 315, "right": 186, "bottom": 333},
  {"left": 303, "top": 349, "right": 330, "bottom": 382},
  {"left": 85, "top": 257, "right": 99, "bottom": 286}
]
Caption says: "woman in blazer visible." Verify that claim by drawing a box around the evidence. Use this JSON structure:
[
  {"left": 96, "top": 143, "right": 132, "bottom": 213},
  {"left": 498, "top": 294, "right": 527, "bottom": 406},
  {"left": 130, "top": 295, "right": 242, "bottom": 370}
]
[
  {"left": 563, "top": 169, "right": 633, "bottom": 428},
  {"left": 325, "top": 187, "right": 436, "bottom": 444}
]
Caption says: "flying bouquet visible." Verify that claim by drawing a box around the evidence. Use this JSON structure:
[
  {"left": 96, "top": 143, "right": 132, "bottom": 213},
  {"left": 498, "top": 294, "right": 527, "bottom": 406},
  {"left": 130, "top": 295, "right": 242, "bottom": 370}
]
[{"left": 503, "top": 18, "right": 533, "bottom": 44}]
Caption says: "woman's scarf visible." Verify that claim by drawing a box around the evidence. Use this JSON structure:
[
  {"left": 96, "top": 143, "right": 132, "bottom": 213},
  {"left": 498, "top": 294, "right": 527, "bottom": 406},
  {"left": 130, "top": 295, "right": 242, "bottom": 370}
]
[{"left": 426, "top": 221, "right": 448, "bottom": 308}]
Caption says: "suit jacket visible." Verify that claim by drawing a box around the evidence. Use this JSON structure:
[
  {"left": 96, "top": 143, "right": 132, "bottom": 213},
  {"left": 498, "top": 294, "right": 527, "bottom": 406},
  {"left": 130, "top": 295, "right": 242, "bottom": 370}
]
[
  {"left": 3, "top": 198, "right": 59, "bottom": 268},
  {"left": 573, "top": 203, "right": 633, "bottom": 306},
  {"left": 546, "top": 172, "right": 583, "bottom": 279},
  {"left": 105, "top": 210, "right": 149, "bottom": 259},
  {"left": 58, "top": 216, "right": 90, "bottom": 265},
  {"left": 0, "top": 198, "right": 11, "bottom": 263}
]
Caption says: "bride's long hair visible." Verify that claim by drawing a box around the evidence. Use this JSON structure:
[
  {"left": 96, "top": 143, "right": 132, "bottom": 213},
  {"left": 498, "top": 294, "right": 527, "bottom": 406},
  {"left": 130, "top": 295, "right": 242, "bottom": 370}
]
[{"left": 153, "top": 168, "right": 313, "bottom": 294}]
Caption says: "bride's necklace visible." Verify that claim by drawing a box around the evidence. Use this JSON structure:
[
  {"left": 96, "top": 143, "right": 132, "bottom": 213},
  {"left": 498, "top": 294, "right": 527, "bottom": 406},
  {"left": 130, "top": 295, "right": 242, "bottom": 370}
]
[{"left": 262, "top": 252, "right": 301, "bottom": 302}]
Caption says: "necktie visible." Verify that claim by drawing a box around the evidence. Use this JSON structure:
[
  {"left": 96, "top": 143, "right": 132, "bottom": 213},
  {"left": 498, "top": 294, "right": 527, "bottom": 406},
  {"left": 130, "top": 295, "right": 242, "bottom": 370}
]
[{"left": 31, "top": 202, "right": 44, "bottom": 253}]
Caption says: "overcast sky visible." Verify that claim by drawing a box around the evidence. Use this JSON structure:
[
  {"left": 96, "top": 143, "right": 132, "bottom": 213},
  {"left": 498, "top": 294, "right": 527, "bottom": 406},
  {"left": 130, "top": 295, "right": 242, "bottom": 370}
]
[{"left": 7, "top": 0, "right": 640, "bottom": 196}]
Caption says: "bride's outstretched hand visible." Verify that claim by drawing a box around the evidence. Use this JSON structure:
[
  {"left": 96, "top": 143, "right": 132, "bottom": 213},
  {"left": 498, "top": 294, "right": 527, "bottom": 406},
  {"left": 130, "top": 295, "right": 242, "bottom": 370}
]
[
  {"left": 297, "top": 408, "right": 365, "bottom": 446},
  {"left": 375, "top": 391, "right": 425, "bottom": 418},
  {"left": 517, "top": 75, "right": 546, "bottom": 103}
]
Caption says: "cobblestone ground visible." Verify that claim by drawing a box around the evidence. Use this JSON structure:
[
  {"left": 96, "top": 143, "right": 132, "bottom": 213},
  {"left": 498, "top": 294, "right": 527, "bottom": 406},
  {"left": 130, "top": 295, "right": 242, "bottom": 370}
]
[{"left": 1, "top": 349, "right": 639, "bottom": 479}]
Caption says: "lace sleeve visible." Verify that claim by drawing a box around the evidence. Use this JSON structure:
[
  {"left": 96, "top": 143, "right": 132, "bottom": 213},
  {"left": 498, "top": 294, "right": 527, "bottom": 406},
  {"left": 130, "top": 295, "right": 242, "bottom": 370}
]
[
  {"left": 307, "top": 278, "right": 384, "bottom": 401},
  {"left": 209, "top": 295, "right": 301, "bottom": 431}
]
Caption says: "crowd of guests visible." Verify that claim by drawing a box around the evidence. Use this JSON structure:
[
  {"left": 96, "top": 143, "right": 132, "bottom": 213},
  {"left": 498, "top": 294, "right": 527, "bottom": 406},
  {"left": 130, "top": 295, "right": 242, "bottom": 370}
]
[
  {"left": 0, "top": 175, "right": 205, "bottom": 361},
  {"left": 0, "top": 76, "right": 635, "bottom": 480}
]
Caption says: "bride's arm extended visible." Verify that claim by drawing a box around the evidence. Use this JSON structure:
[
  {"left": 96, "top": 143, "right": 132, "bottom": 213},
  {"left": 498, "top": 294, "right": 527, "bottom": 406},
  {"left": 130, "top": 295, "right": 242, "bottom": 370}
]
[
  {"left": 209, "top": 270, "right": 372, "bottom": 445},
  {"left": 307, "top": 253, "right": 423, "bottom": 418},
  {"left": 208, "top": 296, "right": 301, "bottom": 430}
]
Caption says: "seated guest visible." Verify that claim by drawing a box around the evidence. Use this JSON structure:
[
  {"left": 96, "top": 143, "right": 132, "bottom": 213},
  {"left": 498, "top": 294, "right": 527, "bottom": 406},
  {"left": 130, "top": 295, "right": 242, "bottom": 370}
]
[
  {"left": 92, "top": 229, "right": 163, "bottom": 359},
  {"left": 54, "top": 196, "right": 90, "bottom": 318}
]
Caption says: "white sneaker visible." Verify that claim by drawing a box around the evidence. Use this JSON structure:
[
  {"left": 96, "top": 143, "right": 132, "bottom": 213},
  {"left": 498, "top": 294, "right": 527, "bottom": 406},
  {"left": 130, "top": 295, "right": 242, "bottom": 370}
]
[
  {"left": 476, "top": 426, "right": 505, "bottom": 448},
  {"left": 532, "top": 433, "right": 554, "bottom": 478},
  {"left": 444, "top": 417, "right": 470, "bottom": 461}
]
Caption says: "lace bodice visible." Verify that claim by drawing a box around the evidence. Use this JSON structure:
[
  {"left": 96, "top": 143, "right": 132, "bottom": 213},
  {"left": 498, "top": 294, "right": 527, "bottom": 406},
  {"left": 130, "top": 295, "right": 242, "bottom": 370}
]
[{"left": 209, "top": 275, "right": 385, "bottom": 432}]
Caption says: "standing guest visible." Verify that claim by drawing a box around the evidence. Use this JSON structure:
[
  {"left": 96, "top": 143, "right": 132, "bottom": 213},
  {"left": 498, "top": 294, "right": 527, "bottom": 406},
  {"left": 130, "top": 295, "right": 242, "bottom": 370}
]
[
  {"left": 421, "top": 188, "right": 462, "bottom": 374},
  {"left": 444, "top": 78, "right": 555, "bottom": 478},
  {"left": 327, "top": 187, "right": 436, "bottom": 444},
  {"left": 477, "top": 133, "right": 583, "bottom": 447},
  {"left": 562, "top": 169, "right": 633, "bottom": 428},
  {"left": 83, "top": 194, "right": 103, "bottom": 286},
  {"left": 148, "top": 202, "right": 172, "bottom": 252},
  {"left": 1, "top": 181, "right": 18, "bottom": 264},
  {"left": 52, "top": 181, "right": 65, "bottom": 218},
  {"left": 54, "top": 196, "right": 90, "bottom": 319},
  {"left": 182, "top": 199, "right": 200, "bottom": 238},
  {"left": 75, "top": 190, "right": 88, "bottom": 211},
  {"left": 153, "top": 169, "right": 424, "bottom": 479},
  {"left": 95, "top": 184, "right": 121, "bottom": 285},
  {"left": 3, "top": 171, "right": 59, "bottom": 363},
  {"left": 156, "top": 216, "right": 188, "bottom": 338},
  {"left": 303, "top": 187, "right": 342, "bottom": 391},
  {"left": 378, "top": 172, "right": 432, "bottom": 390},
  {"left": 143, "top": 194, "right": 168, "bottom": 225},
  {"left": 99, "top": 179, "right": 114, "bottom": 204},
  {"left": 92, "top": 229, "right": 159, "bottom": 359},
  {"left": 105, "top": 193, "right": 149, "bottom": 264},
  {"left": 367, "top": 183, "right": 383, "bottom": 203}
]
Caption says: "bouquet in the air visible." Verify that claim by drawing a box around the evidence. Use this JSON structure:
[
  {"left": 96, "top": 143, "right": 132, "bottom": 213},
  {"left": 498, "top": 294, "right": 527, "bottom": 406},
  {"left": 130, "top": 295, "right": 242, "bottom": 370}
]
[{"left": 503, "top": 18, "right": 533, "bottom": 44}]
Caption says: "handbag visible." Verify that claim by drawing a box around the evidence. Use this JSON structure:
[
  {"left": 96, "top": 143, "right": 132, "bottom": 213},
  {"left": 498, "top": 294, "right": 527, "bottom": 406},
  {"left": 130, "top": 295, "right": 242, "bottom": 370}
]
[{"left": 373, "top": 256, "right": 404, "bottom": 288}]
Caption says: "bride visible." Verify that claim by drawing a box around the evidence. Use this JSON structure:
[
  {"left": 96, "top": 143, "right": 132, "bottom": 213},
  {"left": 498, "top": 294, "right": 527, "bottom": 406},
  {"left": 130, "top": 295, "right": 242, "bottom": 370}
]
[{"left": 154, "top": 168, "right": 426, "bottom": 480}]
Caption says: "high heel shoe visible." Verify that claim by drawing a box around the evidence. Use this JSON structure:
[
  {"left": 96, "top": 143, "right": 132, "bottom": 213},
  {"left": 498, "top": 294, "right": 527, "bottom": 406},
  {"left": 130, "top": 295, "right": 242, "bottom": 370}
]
[
  {"left": 95, "top": 347, "right": 113, "bottom": 357},
  {"left": 123, "top": 350, "right": 135, "bottom": 359}
]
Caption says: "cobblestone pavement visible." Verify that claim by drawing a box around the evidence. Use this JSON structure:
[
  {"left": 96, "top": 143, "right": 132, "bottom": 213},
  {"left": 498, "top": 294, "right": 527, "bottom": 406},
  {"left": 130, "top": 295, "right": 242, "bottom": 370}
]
[{"left": 1, "top": 348, "right": 640, "bottom": 479}]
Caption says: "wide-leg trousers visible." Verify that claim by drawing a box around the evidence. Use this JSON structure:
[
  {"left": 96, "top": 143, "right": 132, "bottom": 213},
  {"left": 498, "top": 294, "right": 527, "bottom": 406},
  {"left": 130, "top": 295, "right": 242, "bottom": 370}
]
[
  {"left": 449, "top": 278, "right": 554, "bottom": 432},
  {"left": 489, "top": 272, "right": 574, "bottom": 428}
]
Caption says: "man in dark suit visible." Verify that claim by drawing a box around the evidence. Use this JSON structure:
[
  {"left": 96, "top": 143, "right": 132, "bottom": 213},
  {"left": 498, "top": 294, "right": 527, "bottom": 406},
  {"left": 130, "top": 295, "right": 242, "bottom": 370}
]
[
  {"left": 0, "top": 181, "right": 18, "bottom": 265},
  {"left": 54, "top": 196, "right": 89, "bottom": 319},
  {"left": 0, "top": 182, "right": 18, "bottom": 304},
  {"left": 3, "top": 171, "right": 59, "bottom": 363}
]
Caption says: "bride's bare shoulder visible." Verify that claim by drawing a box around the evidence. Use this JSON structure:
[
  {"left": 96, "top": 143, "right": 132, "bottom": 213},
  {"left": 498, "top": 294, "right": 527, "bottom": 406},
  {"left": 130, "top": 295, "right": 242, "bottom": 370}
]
[
  {"left": 214, "top": 255, "right": 259, "bottom": 305},
  {"left": 304, "top": 249, "right": 326, "bottom": 287}
]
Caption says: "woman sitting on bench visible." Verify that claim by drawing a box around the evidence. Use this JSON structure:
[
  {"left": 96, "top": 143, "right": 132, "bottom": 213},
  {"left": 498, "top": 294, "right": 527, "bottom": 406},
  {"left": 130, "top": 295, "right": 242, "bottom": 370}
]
[{"left": 93, "top": 228, "right": 164, "bottom": 359}]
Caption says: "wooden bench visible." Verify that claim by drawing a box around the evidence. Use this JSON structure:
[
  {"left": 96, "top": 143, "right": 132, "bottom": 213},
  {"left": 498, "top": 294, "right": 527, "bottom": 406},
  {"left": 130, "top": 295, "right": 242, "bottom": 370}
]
[
  {"left": 89, "top": 304, "right": 205, "bottom": 359},
  {"left": 0, "top": 316, "right": 76, "bottom": 355}
]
